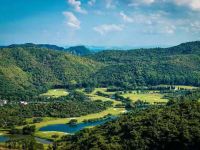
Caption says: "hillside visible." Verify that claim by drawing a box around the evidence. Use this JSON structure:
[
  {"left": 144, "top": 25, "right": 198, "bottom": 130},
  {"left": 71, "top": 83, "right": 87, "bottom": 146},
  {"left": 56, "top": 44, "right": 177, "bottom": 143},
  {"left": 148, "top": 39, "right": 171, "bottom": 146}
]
[
  {"left": 1, "top": 41, "right": 200, "bottom": 100},
  {"left": 65, "top": 46, "right": 93, "bottom": 56},
  {"left": 0, "top": 45, "right": 102, "bottom": 100},
  {"left": 59, "top": 101, "right": 200, "bottom": 150},
  {"left": 88, "top": 41, "right": 200, "bottom": 87}
]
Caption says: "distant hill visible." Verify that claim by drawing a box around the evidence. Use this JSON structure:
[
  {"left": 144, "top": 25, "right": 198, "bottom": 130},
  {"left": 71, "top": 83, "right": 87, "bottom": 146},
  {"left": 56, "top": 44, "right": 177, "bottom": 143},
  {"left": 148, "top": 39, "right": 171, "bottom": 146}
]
[
  {"left": 2, "top": 43, "right": 93, "bottom": 56},
  {"left": 65, "top": 45, "right": 93, "bottom": 56},
  {"left": 37, "top": 44, "right": 65, "bottom": 51}
]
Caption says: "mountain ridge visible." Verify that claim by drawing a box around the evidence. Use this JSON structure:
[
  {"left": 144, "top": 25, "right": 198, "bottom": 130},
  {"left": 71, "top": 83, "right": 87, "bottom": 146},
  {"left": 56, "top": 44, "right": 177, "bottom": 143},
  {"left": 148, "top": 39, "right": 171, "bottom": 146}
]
[{"left": 1, "top": 41, "right": 200, "bottom": 100}]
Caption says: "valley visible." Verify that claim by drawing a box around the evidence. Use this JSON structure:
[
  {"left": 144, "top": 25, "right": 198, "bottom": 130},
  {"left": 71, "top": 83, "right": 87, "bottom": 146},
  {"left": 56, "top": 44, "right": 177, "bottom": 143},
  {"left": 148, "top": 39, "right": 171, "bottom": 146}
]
[
  {"left": 1, "top": 85, "right": 196, "bottom": 142},
  {"left": 0, "top": 41, "right": 200, "bottom": 150}
]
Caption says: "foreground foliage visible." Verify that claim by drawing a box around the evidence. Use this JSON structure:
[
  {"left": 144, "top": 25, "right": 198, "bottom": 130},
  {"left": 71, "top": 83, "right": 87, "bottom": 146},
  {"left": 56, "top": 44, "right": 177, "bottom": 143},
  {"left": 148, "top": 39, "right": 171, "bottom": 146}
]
[{"left": 59, "top": 101, "right": 200, "bottom": 150}]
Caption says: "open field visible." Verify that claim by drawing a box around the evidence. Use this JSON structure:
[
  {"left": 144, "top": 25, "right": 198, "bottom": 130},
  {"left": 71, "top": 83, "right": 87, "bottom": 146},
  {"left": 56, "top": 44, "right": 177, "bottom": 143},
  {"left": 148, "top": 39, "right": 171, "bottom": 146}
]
[
  {"left": 40, "top": 89, "right": 69, "bottom": 98},
  {"left": 90, "top": 88, "right": 116, "bottom": 95},
  {"left": 83, "top": 88, "right": 121, "bottom": 105},
  {"left": 76, "top": 88, "right": 121, "bottom": 105},
  {"left": 89, "top": 88, "right": 169, "bottom": 104},
  {"left": 121, "top": 92, "right": 168, "bottom": 104},
  {"left": 88, "top": 93, "right": 121, "bottom": 105},
  {"left": 35, "top": 131, "right": 67, "bottom": 140}
]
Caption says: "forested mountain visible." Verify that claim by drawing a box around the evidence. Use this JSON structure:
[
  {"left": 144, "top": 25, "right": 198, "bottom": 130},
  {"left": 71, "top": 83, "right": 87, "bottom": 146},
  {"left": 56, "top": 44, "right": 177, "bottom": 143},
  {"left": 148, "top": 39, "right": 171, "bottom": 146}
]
[
  {"left": 60, "top": 101, "right": 200, "bottom": 150},
  {"left": 4, "top": 43, "right": 93, "bottom": 56},
  {"left": 65, "top": 46, "right": 93, "bottom": 56},
  {"left": 1, "top": 41, "right": 200, "bottom": 100},
  {"left": 88, "top": 41, "right": 200, "bottom": 87},
  {"left": 0, "top": 45, "right": 102, "bottom": 100}
]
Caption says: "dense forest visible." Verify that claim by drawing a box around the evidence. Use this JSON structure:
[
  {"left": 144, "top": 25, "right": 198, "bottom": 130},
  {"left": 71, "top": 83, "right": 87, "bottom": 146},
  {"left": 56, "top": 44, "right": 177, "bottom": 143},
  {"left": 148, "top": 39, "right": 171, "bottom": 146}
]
[
  {"left": 88, "top": 41, "right": 200, "bottom": 87},
  {"left": 1, "top": 41, "right": 200, "bottom": 101},
  {"left": 58, "top": 100, "right": 200, "bottom": 150},
  {"left": 0, "top": 44, "right": 102, "bottom": 100}
]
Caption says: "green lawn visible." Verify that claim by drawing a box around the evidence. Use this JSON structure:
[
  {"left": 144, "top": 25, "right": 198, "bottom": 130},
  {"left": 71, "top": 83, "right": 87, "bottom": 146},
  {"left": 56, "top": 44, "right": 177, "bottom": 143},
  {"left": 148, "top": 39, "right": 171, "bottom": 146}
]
[
  {"left": 174, "top": 85, "right": 198, "bottom": 90},
  {"left": 91, "top": 88, "right": 116, "bottom": 95},
  {"left": 84, "top": 88, "right": 121, "bottom": 105},
  {"left": 35, "top": 131, "right": 67, "bottom": 140},
  {"left": 40, "top": 89, "right": 69, "bottom": 98},
  {"left": 121, "top": 92, "right": 168, "bottom": 104}
]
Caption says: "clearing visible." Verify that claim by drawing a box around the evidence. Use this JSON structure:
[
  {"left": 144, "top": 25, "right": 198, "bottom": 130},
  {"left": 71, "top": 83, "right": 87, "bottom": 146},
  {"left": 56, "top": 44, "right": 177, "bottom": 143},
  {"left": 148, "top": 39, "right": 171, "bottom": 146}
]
[{"left": 40, "top": 89, "right": 69, "bottom": 98}]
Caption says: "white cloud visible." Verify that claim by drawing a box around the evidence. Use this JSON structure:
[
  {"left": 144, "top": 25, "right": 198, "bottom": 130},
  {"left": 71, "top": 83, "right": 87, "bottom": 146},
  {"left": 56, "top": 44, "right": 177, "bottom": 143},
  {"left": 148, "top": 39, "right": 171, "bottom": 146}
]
[
  {"left": 190, "top": 21, "right": 200, "bottom": 32},
  {"left": 88, "top": 0, "right": 96, "bottom": 6},
  {"left": 63, "top": 11, "right": 80, "bottom": 29},
  {"left": 142, "top": 24, "right": 176, "bottom": 35},
  {"left": 68, "top": 0, "right": 87, "bottom": 14},
  {"left": 128, "top": 0, "right": 200, "bottom": 11},
  {"left": 162, "top": 25, "right": 176, "bottom": 34},
  {"left": 93, "top": 24, "right": 123, "bottom": 35},
  {"left": 128, "top": 0, "right": 155, "bottom": 6},
  {"left": 120, "top": 11, "right": 133, "bottom": 23},
  {"left": 129, "top": 0, "right": 200, "bottom": 11},
  {"left": 129, "top": 12, "right": 178, "bottom": 34},
  {"left": 105, "top": 0, "right": 116, "bottom": 9},
  {"left": 142, "top": 0, "right": 155, "bottom": 4},
  {"left": 173, "top": 0, "right": 200, "bottom": 11},
  {"left": 131, "top": 13, "right": 162, "bottom": 25}
]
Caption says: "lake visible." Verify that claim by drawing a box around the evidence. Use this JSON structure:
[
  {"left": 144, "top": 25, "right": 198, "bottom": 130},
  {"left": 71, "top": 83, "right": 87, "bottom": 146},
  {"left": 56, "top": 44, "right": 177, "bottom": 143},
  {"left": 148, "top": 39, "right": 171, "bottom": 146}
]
[{"left": 39, "top": 116, "right": 116, "bottom": 133}]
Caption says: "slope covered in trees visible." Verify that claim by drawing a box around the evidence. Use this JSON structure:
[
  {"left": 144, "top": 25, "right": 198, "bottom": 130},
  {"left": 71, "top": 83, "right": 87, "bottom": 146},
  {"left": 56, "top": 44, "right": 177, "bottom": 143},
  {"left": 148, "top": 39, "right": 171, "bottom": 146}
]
[
  {"left": 65, "top": 46, "right": 93, "bottom": 56},
  {"left": 59, "top": 100, "right": 200, "bottom": 150},
  {"left": 0, "top": 44, "right": 102, "bottom": 100},
  {"left": 1, "top": 41, "right": 200, "bottom": 100},
  {"left": 88, "top": 41, "right": 200, "bottom": 87}
]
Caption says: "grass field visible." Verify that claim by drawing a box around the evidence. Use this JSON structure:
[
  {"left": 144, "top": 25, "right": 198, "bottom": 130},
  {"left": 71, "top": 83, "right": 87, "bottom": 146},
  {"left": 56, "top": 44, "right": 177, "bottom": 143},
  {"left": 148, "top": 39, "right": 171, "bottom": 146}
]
[
  {"left": 40, "top": 89, "right": 69, "bottom": 98},
  {"left": 35, "top": 131, "right": 67, "bottom": 140},
  {"left": 83, "top": 88, "right": 121, "bottom": 105},
  {"left": 174, "top": 85, "right": 198, "bottom": 90},
  {"left": 121, "top": 92, "right": 168, "bottom": 104},
  {"left": 83, "top": 88, "right": 168, "bottom": 104},
  {"left": 90, "top": 88, "right": 116, "bottom": 95}
]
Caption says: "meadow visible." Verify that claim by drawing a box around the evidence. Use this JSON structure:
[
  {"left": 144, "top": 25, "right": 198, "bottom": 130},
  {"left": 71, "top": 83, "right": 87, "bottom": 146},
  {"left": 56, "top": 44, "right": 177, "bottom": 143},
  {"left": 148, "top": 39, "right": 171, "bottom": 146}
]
[
  {"left": 121, "top": 92, "right": 168, "bottom": 104},
  {"left": 40, "top": 89, "right": 69, "bottom": 98}
]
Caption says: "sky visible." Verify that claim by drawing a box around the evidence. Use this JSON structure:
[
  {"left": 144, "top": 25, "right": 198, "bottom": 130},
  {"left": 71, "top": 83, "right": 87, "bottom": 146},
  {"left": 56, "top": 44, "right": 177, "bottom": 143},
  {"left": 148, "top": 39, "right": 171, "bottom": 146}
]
[{"left": 0, "top": 0, "right": 200, "bottom": 47}]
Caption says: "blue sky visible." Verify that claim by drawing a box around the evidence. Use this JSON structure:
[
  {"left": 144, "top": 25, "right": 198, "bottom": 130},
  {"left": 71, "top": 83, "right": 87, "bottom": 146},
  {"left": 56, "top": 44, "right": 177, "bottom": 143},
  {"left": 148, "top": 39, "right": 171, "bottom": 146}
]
[{"left": 0, "top": 0, "right": 200, "bottom": 47}]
